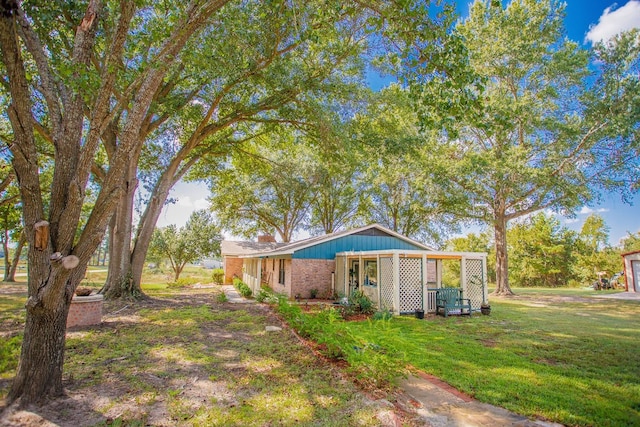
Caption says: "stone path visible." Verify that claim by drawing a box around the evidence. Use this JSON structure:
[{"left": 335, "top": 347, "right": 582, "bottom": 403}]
[
  {"left": 592, "top": 291, "right": 640, "bottom": 300},
  {"left": 398, "top": 373, "right": 563, "bottom": 427},
  {"left": 222, "top": 285, "right": 255, "bottom": 304}
]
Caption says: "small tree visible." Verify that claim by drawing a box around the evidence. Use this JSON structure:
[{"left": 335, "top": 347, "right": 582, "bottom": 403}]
[
  {"left": 148, "top": 210, "right": 221, "bottom": 282},
  {"left": 574, "top": 215, "right": 621, "bottom": 284},
  {"left": 508, "top": 214, "right": 578, "bottom": 287}
]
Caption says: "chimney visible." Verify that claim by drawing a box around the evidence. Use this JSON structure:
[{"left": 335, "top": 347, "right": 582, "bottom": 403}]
[{"left": 257, "top": 234, "right": 276, "bottom": 243}]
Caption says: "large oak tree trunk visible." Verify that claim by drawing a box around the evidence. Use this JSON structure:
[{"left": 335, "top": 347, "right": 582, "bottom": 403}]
[
  {"left": 7, "top": 277, "right": 74, "bottom": 402},
  {"left": 493, "top": 212, "right": 514, "bottom": 296},
  {"left": 1, "top": 0, "right": 230, "bottom": 405},
  {"left": 102, "top": 161, "right": 142, "bottom": 299}
]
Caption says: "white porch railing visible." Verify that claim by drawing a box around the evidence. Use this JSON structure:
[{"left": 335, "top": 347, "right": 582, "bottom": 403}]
[{"left": 426, "top": 289, "right": 437, "bottom": 313}]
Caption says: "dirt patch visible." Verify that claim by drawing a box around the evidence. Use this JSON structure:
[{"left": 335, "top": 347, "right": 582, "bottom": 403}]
[{"left": 1, "top": 289, "right": 414, "bottom": 426}]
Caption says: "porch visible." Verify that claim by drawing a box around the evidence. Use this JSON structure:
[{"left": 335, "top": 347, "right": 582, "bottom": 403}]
[{"left": 335, "top": 250, "right": 488, "bottom": 315}]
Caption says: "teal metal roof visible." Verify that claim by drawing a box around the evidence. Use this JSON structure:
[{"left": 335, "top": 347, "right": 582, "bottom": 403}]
[
  {"left": 240, "top": 224, "right": 432, "bottom": 260},
  {"left": 293, "top": 234, "right": 423, "bottom": 259}
]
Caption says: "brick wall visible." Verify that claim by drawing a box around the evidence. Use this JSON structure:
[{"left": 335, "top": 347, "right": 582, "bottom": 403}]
[
  {"left": 67, "top": 295, "right": 103, "bottom": 328},
  {"left": 224, "top": 256, "right": 244, "bottom": 284},
  {"left": 263, "top": 258, "right": 292, "bottom": 296},
  {"left": 291, "top": 259, "right": 335, "bottom": 299}
]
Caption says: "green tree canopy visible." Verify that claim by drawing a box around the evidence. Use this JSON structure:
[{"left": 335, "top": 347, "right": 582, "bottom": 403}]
[
  {"left": 508, "top": 214, "right": 577, "bottom": 287},
  {"left": 411, "top": 0, "right": 640, "bottom": 295}
]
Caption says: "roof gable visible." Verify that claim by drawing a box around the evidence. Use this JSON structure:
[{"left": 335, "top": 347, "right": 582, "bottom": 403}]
[{"left": 242, "top": 224, "right": 432, "bottom": 258}]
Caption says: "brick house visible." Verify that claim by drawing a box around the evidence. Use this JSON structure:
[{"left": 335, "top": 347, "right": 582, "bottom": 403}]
[
  {"left": 220, "top": 236, "right": 284, "bottom": 284},
  {"left": 222, "top": 224, "right": 433, "bottom": 298},
  {"left": 222, "top": 224, "right": 488, "bottom": 314}
]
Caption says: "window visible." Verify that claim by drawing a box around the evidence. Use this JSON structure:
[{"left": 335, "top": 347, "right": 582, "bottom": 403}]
[
  {"left": 364, "top": 260, "right": 377, "bottom": 287},
  {"left": 278, "top": 259, "right": 285, "bottom": 285}
]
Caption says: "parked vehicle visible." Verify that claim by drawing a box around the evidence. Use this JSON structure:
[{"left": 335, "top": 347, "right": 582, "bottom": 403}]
[{"left": 593, "top": 277, "right": 614, "bottom": 290}]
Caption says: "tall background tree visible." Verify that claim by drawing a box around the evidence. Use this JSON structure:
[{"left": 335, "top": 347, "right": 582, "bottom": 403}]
[
  {"left": 507, "top": 214, "right": 577, "bottom": 288},
  {"left": 209, "top": 133, "right": 318, "bottom": 242},
  {"left": 0, "top": 0, "right": 230, "bottom": 404},
  {"left": 102, "top": 0, "right": 461, "bottom": 297},
  {"left": 411, "top": 0, "right": 640, "bottom": 295}
]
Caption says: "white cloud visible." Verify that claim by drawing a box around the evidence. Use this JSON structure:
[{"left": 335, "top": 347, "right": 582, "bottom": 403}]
[
  {"left": 565, "top": 218, "right": 581, "bottom": 224},
  {"left": 578, "top": 206, "right": 610, "bottom": 215},
  {"left": 579, "top": 206, "right": 594, "bottom": 214},
  {"left": 194, "top": 198, "right": 210, "bottom": 210},
  {"left": 585, "top": 1, "right": 640, "bottom": 44},
  {"left": 176, "top": 196, "right": 194, "bottom": 207}
]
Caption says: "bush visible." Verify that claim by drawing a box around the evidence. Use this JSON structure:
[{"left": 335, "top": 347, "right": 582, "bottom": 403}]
[
  {"left": 275, "top": 299, "right": 405, "bottom": 388},
  {"left": 348, "top": 290, "right": 375, "bottom": 315},
  {"left": 255, "top": 285, "right": 278, "bottom": 303},
  {"left": 211, "top": 268, "right": 224, "bottom": 285},
  {"left": 309, "top": 288, "right": 319, "bottom": 299},
  {"left": 232, "top": 277, "right": 252, "bottom": 298},
  {"left": 167, "top": 277, "right": 200, "bottom": 288},
  {"left": 372, "top": 309, "right": 393, "bottom": 321},
  {"left": 216, "top": 292, "right": 228, "bottom": 303}
]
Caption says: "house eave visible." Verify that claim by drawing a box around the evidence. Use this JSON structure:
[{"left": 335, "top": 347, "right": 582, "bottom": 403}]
[{"left": 335, "top": 249, "right": 487, "bottom": 258}]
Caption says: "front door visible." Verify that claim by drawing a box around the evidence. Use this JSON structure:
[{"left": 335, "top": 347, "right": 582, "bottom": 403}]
[
  {"left": 349, "top": 260, "right": 359, "bottom": 295},
  {"left": 633, "top": 261, "right": 640, "bottom": 292}
]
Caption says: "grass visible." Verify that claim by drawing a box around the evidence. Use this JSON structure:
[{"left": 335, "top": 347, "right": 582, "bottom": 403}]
[
  {"left": 0, "top": 282, "right": 383, "bottom": 426},
  {"left": 3, "top": 274, "right": 638, "bottom": 426},
  {"left": 341, "top": 288, "right": 640, "bottom": 426}
]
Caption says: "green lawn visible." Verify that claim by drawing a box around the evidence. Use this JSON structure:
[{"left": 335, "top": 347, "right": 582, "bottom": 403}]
[
  {"left": 0, "top": 283, "right": 384, "bottom": 426},
  {"left": 3, "top": 280, "right": 638, "bottom": 426},
  {"left": 342, "top": 288, "right": 640, "bottom": 426}
]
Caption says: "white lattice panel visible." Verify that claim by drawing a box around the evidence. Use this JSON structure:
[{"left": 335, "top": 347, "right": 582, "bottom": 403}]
[
  {"left": 399, "top": 258, "right": 423, "bottom": 313},
  {"left": 336, "top": 256, "right": 345, "bottom": 296},
  {"left": 464, "top": 258, "right": 484, "bottom": 310},
  {"left": 380, "top": 257, "right": 394, "bottom": 311}
]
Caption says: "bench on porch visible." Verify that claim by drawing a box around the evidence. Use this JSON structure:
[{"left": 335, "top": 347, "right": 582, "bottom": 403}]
[{"left": 435, "top": 288, "right": 472, "bottom": 317}]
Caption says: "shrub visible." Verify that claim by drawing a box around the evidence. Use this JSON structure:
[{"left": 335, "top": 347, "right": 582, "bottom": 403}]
[
  {"left": 255, "top": 286, "right": 273, "bottom": 303},
  {"left": 211, "top": 268, "right": 224, "bottom": 285},
  {"left": 232, "top": 277, "right": 252, "bottom": 298},
  {"left": 167, "top": 277, "right": 200, "bottom": 288},
  {"left": 309, "top": 288, "right": 319, "bottom": 299},
  {"left": 216, "top": 292, "right": 228, "bottom": 303},
  {"left": 372, "top": 309, "right": 393, "bottom": 321},
  {"left": 275, "top": 299, "right": 405, "bottom": 388},
  {"left": 348, "top": 290, "right": 375, "bottom": 315}
]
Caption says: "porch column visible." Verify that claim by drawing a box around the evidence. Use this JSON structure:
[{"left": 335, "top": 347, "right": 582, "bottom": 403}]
[
  {"left": 482, "top": 256, "right": 489, "bottom": 303},
  {"left": 393, "top": 252, "right": 400, "bottom": 315},
  {"left": 377, "top": 254, "right": 381, "bottom": 308},
  {"left": 461, "top": 257, "right": 468, "bottom": 297},
  {"left": 256, "top": 258, "right": 262, "bottom": 293},
  {"left": 344, "top": 256, "right": 349, "bottom": 295},
  {"left": 422, "top": 254, "right": 428, "bottom": 311},
  {"left": 358, "top": 254, "right": 363, "bottom": 289},
  {"left": 242, "top": 260, "right": 249, "bottom": 284}
]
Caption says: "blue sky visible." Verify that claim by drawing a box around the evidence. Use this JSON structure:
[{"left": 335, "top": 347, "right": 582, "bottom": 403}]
[{"left": 158, "top": 0, "right": 640, "bottom": 246}]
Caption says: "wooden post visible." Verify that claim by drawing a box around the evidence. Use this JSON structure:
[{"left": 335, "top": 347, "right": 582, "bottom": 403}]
[
  {"left": 34, "top": 220, "right": 49, "bottom": 251},
  {"left": 436, "top": 259, "right": 443, "bottom": 288},
  {"left": 461, "top": 257, "right": 467, "bottom": 297},
  {"left": 393, "top": 252, "right": 400, "bottom": 315},
  {"left": 422, "top": 254, "right": 428, "bottom": 311}
]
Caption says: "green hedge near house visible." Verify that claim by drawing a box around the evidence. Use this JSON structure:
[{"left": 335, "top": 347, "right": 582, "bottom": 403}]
[
  {"left": 232, "top": 278, "right": 252, "bottom": 298},
  {"left": 211, "top": 268, "right": 224, "bottom": 285},
  {"left": 275, "top": 299, "right": 405, "bottom": 388}
]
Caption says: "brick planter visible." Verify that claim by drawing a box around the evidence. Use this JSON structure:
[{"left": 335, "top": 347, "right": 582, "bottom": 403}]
[{"left": 67, "top": 294, "right": 103, "bottom": 328}]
